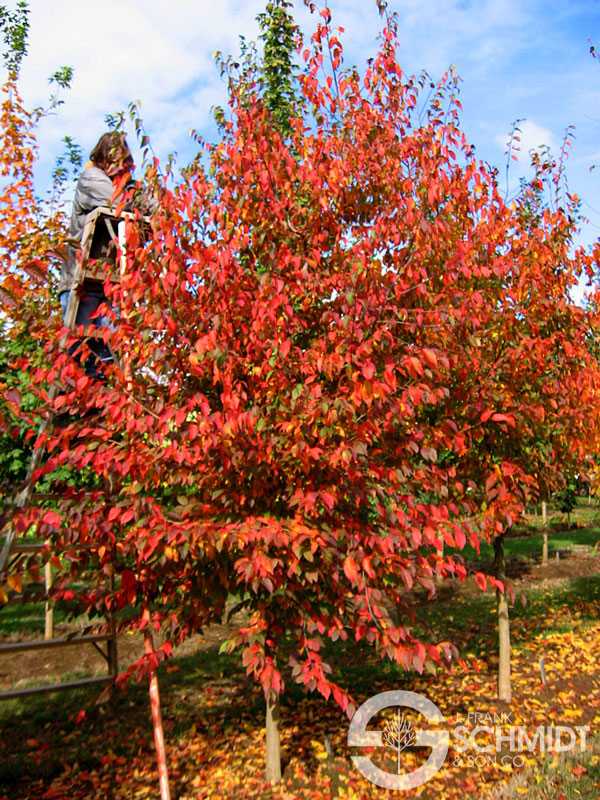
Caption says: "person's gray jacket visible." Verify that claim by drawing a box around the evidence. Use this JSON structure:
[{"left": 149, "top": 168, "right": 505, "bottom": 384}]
[{"left": 58, "top": 165, "right": 114, "bottom": 294}]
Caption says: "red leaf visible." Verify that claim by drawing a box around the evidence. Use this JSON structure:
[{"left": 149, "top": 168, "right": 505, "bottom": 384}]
[
  {"left": 406, "top": 356, "right": 424, "bottom": 377},
  {"left": 486, "top": 473, "right": 497, "bottom": 492},
  {"left": 320, "top": 491, "right": 335, "bottom": 511},
  {"left": 121, "top": 508, "right": 135, "bottom": 524},
  {"left": 491, "top": 413, "right": 515, "bottom": 428},
  {"left": 571, "top": 765, "right": 587, "bottom": 776},
  {"left": 121, "top": 569, "right": 137, "bottom": 592},
  {"left": 422, "top": 348, "right": 437, "bottom": 368},
  {"left": 361, "top": 362, "right": 375, "bottom": 380},
  {"left": 42, "top": 510, "right": 61, "bottom": 527},
  {"left": 455, "top": 529, "right": 466, "bottom": 550},
  {"left": 279, "top": 339, "right": 291, "bottom": 359},
  {"left": 5, "top": 388, "right": 21, "bottom": 409},
  {"left": 474, "top": 572, "right": 487, "bottom": 592}
]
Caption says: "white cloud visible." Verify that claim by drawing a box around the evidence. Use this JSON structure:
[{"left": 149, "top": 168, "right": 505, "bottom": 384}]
[
  {"left": 19, "top": 0, "right": 269, "bottom": 179},
  {"left": 494, "top": 119, "right": 557, "bottom": 164},
  {"left": 15, "top": 0, "right": 542, "bottom": 177},
  {"left": 1, "top": 0, "right": 598, "bottom": 257}
]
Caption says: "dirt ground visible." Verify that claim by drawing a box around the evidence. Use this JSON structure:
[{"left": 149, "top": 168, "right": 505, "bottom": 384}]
[
  {"left": 0, "top": 614, "right": 241, "bottom": 692},
  {"left": 1, "top": 542, "right": 599, "bottom": 693}
]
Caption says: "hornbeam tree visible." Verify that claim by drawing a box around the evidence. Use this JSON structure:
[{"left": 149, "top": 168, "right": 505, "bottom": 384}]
[{"left": 3, "top": 1, "right": 600, "bottom": 786}]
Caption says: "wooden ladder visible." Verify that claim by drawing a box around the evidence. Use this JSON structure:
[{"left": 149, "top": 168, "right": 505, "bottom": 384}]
[{"left": 0, "top": 207, "right": 127, "bottom": 701}]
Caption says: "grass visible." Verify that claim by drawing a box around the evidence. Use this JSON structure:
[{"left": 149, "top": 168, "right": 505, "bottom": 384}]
[
  {"left": 2, "top": 570, "right": 599, "bottom": 709},
  {"left": 489, "top": 739, "right": 600, "bottom": 799},
  {"left": 0, "top": 591, "right": 70, "bottom": 635},
  {"left": 447, "top": 499, "right": 600, "bottom": 565},
  {"left": 456, "top": 525, "right": 600, "bottom": 563},
  {"left": 524, "top": 498, "right": 600, "bottom": 528},
  {"left": 412, "top": 573, "right": 600, "bottom": 657}
]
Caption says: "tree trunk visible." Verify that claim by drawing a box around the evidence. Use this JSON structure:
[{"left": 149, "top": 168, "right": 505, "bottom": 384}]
[
  {"left": 435, "top": 543, "right": 444, "bottom": 586},
  {"left": 144, "top": 631, "right": 172, "bottom": 800},
  {"left": 265, "top": 691, "right": 282, "bottom": 784},
  {"left": 494, "top": 533, "right": 511, "bottom": 703},
  {"left": 44, "top": 560, "right": 54, "bottom": 640}
]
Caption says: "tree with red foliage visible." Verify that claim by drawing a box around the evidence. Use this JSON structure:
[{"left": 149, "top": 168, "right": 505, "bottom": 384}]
[{"left": 3, "top": 1, "right": 600, "bottom": 787}]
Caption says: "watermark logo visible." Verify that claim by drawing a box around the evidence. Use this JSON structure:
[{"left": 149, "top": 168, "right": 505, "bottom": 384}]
[
  {"left": 452, "top": 712, "right": 590, "bottom": 769},
  {"left": 347, "top": 690, "right": 449, "bottom": 790},
  {"left": 348, "top": 692, "right": 591, "bottom": 790}
]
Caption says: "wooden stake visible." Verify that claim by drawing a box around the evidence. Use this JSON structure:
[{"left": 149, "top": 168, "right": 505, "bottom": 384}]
[
  {"left": 144, "top": 631, "right": 172, "bottom": 800},
  {"left": 44, "top": 559, "right": 54, "bottom": 640},
  {"left": 494, "top": 533, "right": 512, "bottom": 703},
  {"left": 107, "top": 571, "right": 118, "bottom": 715},
  {"left": 542, "top": 500, "right": 548, "bottom": 565},
  {"left": 539, "top": 657, "right": 547, "bottom": 686}
]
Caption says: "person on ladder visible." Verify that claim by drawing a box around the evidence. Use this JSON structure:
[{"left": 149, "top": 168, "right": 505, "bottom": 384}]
[{"left": 58, "top": 131, "right": 134, "bottom": 380}]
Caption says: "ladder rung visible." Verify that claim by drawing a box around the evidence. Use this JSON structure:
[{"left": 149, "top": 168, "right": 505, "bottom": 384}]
[
  {"left": 29, "top": 493, "right": 108, "bottom": 501},
  {"left": 11, "top": 543, "right": 97, "bottom": 554},
  {"left": 0, "top": 634, "right": 111, "bottom": 654},
  {"left": 82, "top": 268, "right": 119, "bottom": 283},
  {"left": 11, "top": 544, "right": 45, "bottom": 553},
  {"left": 0, "top": 674, "right": 113, "bottom": 700}
]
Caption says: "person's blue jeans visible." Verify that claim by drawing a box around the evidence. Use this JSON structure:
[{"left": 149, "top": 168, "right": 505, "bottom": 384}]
[{"left": 59, "top": 282, "right": 115, "bottom": 379}]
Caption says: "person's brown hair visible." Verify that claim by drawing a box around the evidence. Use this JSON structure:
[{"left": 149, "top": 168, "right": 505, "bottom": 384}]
[{"left": 89, "top": 132, "right": 132, "bottom": 172}]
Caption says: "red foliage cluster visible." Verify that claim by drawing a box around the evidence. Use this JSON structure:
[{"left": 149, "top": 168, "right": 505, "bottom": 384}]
[{"left": 4, "top": 14, "right": 600, "bottom": 711}]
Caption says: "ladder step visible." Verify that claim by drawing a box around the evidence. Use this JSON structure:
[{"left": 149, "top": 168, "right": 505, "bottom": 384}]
[
  {"left": 11, "top": 543, "right": 45, "bottom": 554},
  {"left": 11, "top": 543, "right": 97, "bottom": 553},
  {"left": 0, "top": 674, "right": 113, "bottom": 700},
  {"left": 30, "top": 492, "right": 108, "bottom": 501},
  {"left": 82, "top": 268, "right": 120, "bottom": 283},
  {"left": 0, "top": 634, "right": 111, "bottom": 654}
]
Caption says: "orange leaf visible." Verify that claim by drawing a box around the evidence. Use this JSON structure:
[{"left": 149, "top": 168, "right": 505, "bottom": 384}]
[{"left": 343, "top": 556, "right": 359, "bottom": 583}]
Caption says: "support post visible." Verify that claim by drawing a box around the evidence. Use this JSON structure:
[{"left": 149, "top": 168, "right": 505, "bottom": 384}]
[
  {"left": 494, "top": 533, "right": 511, "bottom": 703},
  {"left": 107, "top": 571, "right": 118, "bottom": 715},
  {"left": 44, "top": 559, "right": 54, "bottom": 640},
  {"left": 542, "top": 500, "right": 548, "bottom": 565}
]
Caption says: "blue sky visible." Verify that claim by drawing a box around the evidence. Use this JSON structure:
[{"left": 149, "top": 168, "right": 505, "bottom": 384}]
[{"left": 14, "top": 0, "right": 600, "bottom": 252}]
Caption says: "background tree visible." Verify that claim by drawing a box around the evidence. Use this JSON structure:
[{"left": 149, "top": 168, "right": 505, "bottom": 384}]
[
  {"left": 257, "top": 0, "right": 300, "bottom": 135},
  {"left": 0, "top": 0, "right": 78, "bottom": 496}
]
